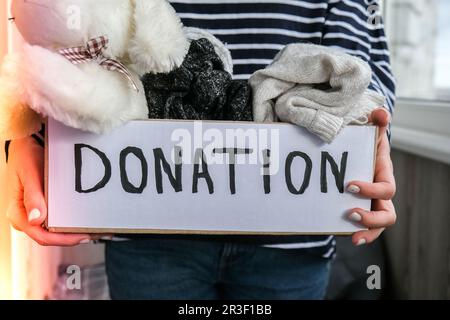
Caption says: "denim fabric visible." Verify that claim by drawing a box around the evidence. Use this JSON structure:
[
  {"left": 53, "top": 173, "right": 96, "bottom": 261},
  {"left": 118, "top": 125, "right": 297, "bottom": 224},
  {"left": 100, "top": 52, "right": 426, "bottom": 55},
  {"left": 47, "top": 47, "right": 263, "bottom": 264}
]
[{"left": 105, "top": 239, "right": 330, "bottom": 300}]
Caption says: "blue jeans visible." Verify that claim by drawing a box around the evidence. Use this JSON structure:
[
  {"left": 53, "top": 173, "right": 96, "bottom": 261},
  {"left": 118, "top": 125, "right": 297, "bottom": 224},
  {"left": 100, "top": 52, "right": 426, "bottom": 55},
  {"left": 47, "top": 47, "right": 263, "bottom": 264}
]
[{"left": 105, "top": 239, "right": 330, "bottom": 300}]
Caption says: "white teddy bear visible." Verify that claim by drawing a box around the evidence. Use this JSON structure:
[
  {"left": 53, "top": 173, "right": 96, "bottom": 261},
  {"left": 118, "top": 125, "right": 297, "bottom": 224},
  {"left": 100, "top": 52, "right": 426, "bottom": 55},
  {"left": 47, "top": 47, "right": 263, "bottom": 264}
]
[{"left": 0, "top": 0, "right": 189, "bottom": 138}]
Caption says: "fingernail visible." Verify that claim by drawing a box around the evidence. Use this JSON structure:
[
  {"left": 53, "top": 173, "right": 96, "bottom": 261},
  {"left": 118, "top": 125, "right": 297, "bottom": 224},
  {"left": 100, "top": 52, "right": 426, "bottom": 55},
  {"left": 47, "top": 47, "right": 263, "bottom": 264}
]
[
  {"left": 100, "top": 236, "right": 113, "bottom": 241},
  {"left": 28, "top": 209, "right": 41, "bottom": 222},
  {"left": 79, "top": 239, "right": 91, "bottom": 245},
  {"left": 357, "top": 239, "right": 367, "bottom": 246},
  {"left": 347, "top": 185, "right": 361, "bottom": 194},
  {"left": 348, "top": 212, "right": 363, "bottom": 222}
]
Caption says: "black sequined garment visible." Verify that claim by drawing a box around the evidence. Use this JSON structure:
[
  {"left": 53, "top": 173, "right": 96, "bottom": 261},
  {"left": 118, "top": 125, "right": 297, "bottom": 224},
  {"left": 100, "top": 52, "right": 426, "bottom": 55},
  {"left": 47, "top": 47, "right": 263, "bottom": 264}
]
[{"left": 141, "top": 39, "right": 253, "bottom": 121}]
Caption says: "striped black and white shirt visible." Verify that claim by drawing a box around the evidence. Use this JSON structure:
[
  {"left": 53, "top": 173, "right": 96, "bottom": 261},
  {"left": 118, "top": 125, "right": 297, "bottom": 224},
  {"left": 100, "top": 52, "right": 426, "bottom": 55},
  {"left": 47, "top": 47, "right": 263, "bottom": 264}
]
[
  {"left": 170, "top": 0, "right": 395, "bottom": 115},
  {"left": 168, "top": 0, "right": 396, "bottom": 258}
]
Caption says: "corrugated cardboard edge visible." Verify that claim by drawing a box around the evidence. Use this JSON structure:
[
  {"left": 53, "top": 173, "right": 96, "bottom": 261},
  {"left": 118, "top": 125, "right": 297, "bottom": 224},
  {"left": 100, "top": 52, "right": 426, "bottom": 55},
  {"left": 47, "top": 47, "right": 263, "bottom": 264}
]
[
  {"left": 47, "top": 227, "right": 354, "bottom": 236},
  {"left": 374, "top": 126, "right": 379, "bottom": 177},
  {"left": 44, "top": 118, "right": 49, "bottom": 230},
  {"left": 45, "top": 119, "right": 377, "bottom": 235}
]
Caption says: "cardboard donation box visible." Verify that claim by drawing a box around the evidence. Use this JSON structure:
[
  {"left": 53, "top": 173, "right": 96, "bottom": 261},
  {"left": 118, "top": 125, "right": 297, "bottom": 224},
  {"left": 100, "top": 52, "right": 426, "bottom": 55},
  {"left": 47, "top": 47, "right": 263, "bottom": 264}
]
[{"left": 46, "top": 118, "right": 377, "bottom": 234}]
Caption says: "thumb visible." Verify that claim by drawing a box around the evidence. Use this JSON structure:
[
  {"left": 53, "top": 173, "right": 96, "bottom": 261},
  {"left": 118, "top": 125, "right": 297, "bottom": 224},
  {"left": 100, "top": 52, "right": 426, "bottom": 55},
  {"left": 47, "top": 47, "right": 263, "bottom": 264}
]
[
  {"left": 21, "top": 162, "right": 47, "bottom": 227},
  {"left": 371, "top": 108, "right": 391, "bottom": 128}
]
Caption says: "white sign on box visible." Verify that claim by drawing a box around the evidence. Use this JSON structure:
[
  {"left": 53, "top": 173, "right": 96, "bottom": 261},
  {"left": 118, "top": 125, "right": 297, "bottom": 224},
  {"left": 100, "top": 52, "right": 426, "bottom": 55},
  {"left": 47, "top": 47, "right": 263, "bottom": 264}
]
[{"left": 46, "top": 118, "right": 376, "bottom": 234}]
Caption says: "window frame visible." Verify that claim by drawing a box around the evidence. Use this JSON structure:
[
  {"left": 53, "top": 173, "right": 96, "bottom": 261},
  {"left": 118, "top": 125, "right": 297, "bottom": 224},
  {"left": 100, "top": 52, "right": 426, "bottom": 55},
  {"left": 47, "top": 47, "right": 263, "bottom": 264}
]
[
  {"left": 391, "top": 99, "right": 450, "bottom": 165},
  {"left": 383, "top": 1, "right": 450, "bottom": 164}
]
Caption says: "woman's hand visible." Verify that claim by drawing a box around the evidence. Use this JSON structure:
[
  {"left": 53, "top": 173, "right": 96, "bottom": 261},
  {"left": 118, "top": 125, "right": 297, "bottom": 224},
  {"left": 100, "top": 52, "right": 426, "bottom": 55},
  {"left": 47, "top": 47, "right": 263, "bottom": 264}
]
[
  {"left": 6, "top": 136, "right": 92, "bottom": 246},
  {"left": 347, "top": 108, "right": 397, "bottom": 246}
]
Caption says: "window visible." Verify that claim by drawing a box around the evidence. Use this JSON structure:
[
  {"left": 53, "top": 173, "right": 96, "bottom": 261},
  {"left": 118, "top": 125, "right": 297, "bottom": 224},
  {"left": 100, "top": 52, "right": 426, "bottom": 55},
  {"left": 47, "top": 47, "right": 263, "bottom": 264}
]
[
  {"left": 385, "top": 0, "right": 450, "bottom": 102},
  {"left": 383, "top": 0, "right": 450, "bottom": 164}
]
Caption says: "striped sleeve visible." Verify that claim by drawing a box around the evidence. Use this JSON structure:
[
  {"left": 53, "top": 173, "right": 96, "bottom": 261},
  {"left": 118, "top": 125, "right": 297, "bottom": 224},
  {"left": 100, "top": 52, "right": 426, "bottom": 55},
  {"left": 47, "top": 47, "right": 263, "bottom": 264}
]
[
  {"left": 4, "top": 126, "right": 45, "bottom": 163},
  {"left": 321, "top": 0, "right": 396, "bottom": 117}
]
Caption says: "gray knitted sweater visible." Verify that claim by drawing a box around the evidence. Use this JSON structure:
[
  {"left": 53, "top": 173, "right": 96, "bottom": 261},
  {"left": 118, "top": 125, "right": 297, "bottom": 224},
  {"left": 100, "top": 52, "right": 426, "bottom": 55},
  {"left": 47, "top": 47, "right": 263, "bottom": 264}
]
[{"left": 249, "top": 44, "right": 386, "bottom": 143}]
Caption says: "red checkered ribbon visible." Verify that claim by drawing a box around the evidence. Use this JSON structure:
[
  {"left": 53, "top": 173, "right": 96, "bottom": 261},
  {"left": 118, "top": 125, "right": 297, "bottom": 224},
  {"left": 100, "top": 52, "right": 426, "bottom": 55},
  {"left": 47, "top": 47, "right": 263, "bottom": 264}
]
[{"left": 58, "top": 36, "right": 139, "bottom": 92}]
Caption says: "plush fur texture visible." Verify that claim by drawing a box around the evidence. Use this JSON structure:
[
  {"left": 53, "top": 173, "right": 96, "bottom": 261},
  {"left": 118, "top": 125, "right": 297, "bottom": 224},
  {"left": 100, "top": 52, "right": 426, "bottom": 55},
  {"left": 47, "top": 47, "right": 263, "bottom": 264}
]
[
  {"left": 15, "top": 44, "right": 148, "bottom": 133},
  {"left": 0, "top": 0, "right": 188, "bottom": 137},
  {"left": 129, "top": 0, "right": 189, "bottom": 75},
  {"left": 0, "top": 55, "right": 42, "bottom": 140}
]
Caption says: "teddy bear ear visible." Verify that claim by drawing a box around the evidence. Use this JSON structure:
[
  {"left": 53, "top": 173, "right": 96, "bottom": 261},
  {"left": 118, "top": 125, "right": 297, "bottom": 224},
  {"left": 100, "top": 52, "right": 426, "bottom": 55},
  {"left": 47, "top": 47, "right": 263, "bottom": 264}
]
[{"left": 129, "top": 0, "right": 189, "bottom": 76}]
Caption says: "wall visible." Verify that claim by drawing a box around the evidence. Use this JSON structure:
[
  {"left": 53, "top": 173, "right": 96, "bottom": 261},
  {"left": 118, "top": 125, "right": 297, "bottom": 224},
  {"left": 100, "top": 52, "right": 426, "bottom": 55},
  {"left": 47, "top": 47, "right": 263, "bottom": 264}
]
[
  {"left": 385, "top": 149, "right": 450, "bottom": 299},
  {"left": 0, "top": 0, "right": 11, "bottom": 300}
]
